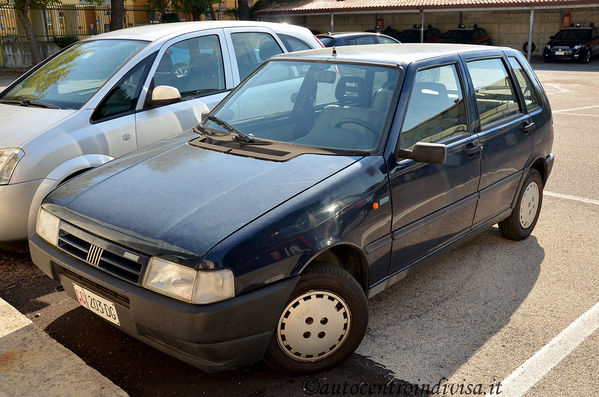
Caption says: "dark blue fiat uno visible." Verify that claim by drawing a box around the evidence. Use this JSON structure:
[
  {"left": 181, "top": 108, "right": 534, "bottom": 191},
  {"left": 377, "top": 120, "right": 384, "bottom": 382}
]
[{"left": 30, "top": 44, "right": 554, "bottom": 373}]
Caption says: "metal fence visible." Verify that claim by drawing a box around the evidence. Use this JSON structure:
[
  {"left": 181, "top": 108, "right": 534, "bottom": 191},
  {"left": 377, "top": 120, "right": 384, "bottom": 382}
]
[{"left": 0, "top": 5, "right": 165, "bottom": 42}]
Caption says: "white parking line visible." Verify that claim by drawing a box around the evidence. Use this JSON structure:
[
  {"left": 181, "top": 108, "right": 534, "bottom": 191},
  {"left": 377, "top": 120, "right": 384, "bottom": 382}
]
[
  {"left": 553, "top": 104, "right": 599, "bottom": 114},
  {"left": 545, "top": 191, "right": 599, "bottom": 206},
  {"left": 544, "top": 83, "right": 571, "bottom": 93},
  {"left": 487, "top": 300, "right": 599, "bottom": 396}
]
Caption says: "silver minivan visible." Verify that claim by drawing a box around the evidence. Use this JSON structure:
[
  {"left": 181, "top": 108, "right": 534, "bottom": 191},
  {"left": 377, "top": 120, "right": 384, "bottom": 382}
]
[{"left": 0, "top": 21, "right": 321, "bottom": 244}]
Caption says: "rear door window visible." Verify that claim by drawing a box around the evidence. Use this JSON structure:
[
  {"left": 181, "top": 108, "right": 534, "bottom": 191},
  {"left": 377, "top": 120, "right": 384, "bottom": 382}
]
[
  {"left": 278, "top": 35, "right": 311, "bottom": 52},
  {"left": 231, "top": 32, "right": 283, "bottom": 81},
  {"left": 467, "top": 58, "right": 522, "bottom": 128}
]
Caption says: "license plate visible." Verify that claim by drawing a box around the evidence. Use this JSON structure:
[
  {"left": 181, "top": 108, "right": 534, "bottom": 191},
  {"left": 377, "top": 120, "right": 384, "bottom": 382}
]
[
  {"left": 73, "top": 283, "right": 120, "bottom": 325},
  {"left": 555, "top": 51, "right": 565, "bottom": 55}
]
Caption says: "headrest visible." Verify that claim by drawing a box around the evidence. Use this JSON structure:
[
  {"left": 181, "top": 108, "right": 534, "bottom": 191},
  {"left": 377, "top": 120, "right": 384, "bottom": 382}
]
[{"left": 335, "top": 76, "right": 368, "bottom": 107}]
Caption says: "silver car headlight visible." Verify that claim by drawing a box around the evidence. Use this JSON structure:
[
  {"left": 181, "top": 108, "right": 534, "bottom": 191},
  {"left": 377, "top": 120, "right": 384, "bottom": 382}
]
[
  {"left": 573, "top": 44, "right": 583, "bottom": 50},
  {"left": 545, "top": 44, "right": 551, "bottom": 50},
  {"left": 142, "top": 257, "right": 235, "bottom": 304},
  {"left": 0, "top": 148, "right": 24, "bottom": 185},
  {"left": 36, "top": 208, "right": 61, "bottom": 246}
]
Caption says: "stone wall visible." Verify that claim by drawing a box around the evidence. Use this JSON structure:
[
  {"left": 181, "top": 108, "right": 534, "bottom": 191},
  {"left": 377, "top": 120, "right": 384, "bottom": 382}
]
[{"left": 262, "top": 8, "right": 599, "bottom": 55}]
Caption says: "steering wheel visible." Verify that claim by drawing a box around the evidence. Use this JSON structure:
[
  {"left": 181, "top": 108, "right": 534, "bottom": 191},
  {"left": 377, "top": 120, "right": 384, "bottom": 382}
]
[
  {"left": 334, "top": 118, "right": 379, "bottom": 140},
  {"left": 173, "top": 63, "right": 190, "bottom": 78}
]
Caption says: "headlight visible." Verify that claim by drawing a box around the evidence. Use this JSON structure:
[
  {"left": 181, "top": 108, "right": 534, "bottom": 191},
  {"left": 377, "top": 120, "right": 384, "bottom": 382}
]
[
  {"left": 142, "top": 257, "right": 235, "bottom": 304},
  {"left": 545, "top": 44, "right": 551, "bottom": 49},
  {"left": 36, "top": 208, "right": 60, "bottom": 246},
  {"left": 0, "top": 148, "right": 24, "bottom": 185},
  {"left": 573, "top": 44, "right": 583, "bottom": 50}
]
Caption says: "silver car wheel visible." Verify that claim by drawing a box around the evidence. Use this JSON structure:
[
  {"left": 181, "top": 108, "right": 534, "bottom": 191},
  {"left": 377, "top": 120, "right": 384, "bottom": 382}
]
[
  {"left": 276, "top": 290, "right": 351, "bottom": 362},
  {"left": 519, "top": 181, "right": 540, "bottom": 229}
]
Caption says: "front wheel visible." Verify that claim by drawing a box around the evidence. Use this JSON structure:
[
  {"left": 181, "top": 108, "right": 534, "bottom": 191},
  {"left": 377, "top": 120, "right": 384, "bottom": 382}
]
[
  {"left": 264, "top": 262, "right": 368, "bottom": 374},
  {"left": 499, "top": 169, "right": 543, "bottom": 240}
]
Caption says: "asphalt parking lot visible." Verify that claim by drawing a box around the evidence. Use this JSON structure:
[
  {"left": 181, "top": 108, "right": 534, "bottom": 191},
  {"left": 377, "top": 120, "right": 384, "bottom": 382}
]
[{"left": 1, "top": 60, "right": 598, "bottom": 396}]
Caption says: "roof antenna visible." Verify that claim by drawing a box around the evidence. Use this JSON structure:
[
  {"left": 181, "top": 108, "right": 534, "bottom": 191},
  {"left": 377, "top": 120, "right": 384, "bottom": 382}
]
[{"left": 332, "top": 46, "right": 337, "bottom": 57}]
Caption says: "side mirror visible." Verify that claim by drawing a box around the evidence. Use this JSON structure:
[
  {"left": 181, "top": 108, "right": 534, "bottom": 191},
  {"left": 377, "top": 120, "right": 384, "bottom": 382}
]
[
  {"left": 396, "top": 142, "right": 447, "bottom": 164},
  {"left": 150, "top": 85, "right": 181, "bottom": 107}
]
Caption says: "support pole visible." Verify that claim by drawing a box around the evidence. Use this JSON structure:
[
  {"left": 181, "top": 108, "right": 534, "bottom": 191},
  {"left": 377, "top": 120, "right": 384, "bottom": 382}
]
[
  {"left": 420, "top": 10, "right": 424, "bottom": 43},
  {"left": 527, "top": 8, "right": 535, "bottom": 62},
  {"left": 330, "top": 14, "right": 334, "bottom": 33}
]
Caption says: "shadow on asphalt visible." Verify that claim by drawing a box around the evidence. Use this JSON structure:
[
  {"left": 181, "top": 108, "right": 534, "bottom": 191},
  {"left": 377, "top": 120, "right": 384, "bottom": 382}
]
[
  {"left": 357, "top": 227, "right": 544, "bottom": 384},
  {"left": 0, "top": 249, "right": 60, "bottom": 315},
  {"left": 44, "top": 306, "right": 424, "bottom": 397},
  {"left": 531, "top": 59, "right": 599, "bottom": 71}
]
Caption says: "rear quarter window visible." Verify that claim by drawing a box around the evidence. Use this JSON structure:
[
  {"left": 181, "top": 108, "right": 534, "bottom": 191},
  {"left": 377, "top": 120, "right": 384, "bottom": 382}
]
[{"left": 508, "top": 57, "right": 541, "bottom": 112}]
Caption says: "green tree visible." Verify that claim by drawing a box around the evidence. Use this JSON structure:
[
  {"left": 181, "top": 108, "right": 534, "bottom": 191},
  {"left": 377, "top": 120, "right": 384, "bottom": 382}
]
[{"left": 0, "top": 0, "right": 59, "bottom": 65}]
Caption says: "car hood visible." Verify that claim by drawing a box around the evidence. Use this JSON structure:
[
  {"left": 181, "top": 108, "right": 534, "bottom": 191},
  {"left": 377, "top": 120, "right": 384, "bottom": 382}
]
[
  {"left": 0, "top": 104, "right": 76, "bottom": 147},
  {"left": 47, "top": 138, "right": 360, "bottom": 261}
]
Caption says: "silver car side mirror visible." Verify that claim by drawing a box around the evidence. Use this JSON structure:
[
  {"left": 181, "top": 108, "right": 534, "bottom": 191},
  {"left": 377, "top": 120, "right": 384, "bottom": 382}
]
[{"left": 151, "top": 85, "right": 181, "bottom": 107}]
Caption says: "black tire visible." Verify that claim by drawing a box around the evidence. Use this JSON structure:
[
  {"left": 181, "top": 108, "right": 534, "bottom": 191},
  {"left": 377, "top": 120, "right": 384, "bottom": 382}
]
[
  {"left": 264, "top": 262, "right": 368, "bottom": 374},
  {"left": 499, "top": 169, "right": 543, "bottom": 241}
]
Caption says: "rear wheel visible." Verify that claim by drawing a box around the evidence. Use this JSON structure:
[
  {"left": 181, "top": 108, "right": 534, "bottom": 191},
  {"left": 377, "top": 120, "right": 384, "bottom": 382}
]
[
  {"left": 499, "top": 169, "right": 543, "bottom": 240},
  {"left": 264, "top": 262, "right": 368, "bottom": 374}
]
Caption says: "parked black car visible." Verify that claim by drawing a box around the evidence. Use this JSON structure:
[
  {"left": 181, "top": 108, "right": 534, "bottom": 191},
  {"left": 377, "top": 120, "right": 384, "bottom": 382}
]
[
  {"left": 317, "top": 32, "right": 400, "bottom": 47},
  {"left": 438, "top": 25, "right": 492, "bottom": 45},
  {"left": 543, "top": 24, "right": 599, "bottom": 63},
  {"left": 396, "top": 24, "right": 441, "bottom": 43},
  {"left": 30, "top": 44, "right": 554, "bottom": 374}
]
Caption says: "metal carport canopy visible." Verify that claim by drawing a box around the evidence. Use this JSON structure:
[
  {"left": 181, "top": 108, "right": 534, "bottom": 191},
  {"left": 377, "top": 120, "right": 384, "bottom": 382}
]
[{"left": 256, "top": 0, "right": 599, "bottom": 61}]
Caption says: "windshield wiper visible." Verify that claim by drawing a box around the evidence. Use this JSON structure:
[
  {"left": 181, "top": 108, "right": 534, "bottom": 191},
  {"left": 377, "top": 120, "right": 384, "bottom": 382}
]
[
  {"left": 203, "top": 115, "right": 254, "bottom": 143},
  {"left": 0, "top": 98, "right": 60, "bottom": 109}
]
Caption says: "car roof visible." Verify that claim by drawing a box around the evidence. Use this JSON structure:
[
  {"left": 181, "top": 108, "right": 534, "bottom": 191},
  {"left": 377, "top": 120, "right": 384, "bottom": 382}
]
[
  {"left": 83, "top": 21, "right": 310, "bottom": 42},
  {"left": 560, "top": 27, "right": 592, "bottom": 30},
  {"left": 272, "top": 43, "right": 503, "bottom": 65}
]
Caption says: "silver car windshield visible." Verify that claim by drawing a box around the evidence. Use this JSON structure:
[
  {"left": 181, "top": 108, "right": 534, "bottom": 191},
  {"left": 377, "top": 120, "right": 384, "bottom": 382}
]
[
  {"left": 1, "top": 40, "right": 148, "bottom": 110},
  {"left": 205, "top": 60, "right": 400, "bottom": 152}
]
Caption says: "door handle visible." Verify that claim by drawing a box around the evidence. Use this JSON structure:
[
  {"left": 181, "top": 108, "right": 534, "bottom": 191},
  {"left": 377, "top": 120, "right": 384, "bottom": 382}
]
[
  {"left": 521, "top": 121, "right": 536, "bottom": 134},
  {"left": 464, "top": 143, "right": 483, "bottom": 156}
]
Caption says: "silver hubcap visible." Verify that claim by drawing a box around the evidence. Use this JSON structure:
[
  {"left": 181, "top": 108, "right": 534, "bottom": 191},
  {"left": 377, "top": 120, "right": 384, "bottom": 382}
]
[
  {"left": 519, "top": 181, "right": 540, "bottom": 229},
  {"left": 276, "top": 290, "right": 351, "bottom": 362}
]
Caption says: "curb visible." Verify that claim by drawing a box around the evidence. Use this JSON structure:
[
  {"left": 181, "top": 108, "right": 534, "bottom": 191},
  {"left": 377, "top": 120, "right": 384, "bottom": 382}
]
[{"left": 0, "top": 298, "right": 128, "bottom": 397}]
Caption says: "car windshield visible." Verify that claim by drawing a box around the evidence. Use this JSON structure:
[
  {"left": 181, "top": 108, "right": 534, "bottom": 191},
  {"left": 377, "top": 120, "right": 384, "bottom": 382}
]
[
  {"left": 553, "top": 29, "right": 591, "bottom": 40},
  {"left": 397, "top": 30, "right": 420, "bottom": 42},
  {"left": 441, "top": 30, "right": 472, "bottom": 40},
  {"left": 203, "top": 60, "right": 400, "bottom": 152},
  {"left": 1, "top": 40, "right": 148, "bottom": 110}
]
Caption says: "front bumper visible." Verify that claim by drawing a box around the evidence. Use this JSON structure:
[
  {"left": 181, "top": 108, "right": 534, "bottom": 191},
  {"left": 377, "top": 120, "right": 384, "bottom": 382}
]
[
  {"left": 543, "top": 48, "right": 586, "bottom": 61},
  {"left": 0, "top": 179, "right": 42, "bottom": 242},
  {"left": 29, "top": 233, "right": 298, "bottom": 372}
]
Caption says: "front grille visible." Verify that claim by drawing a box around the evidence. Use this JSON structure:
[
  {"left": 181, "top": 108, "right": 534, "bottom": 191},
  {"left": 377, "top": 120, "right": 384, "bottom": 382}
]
[{"left": 57, "top": 222, "right": 149, "bottom": 285}]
